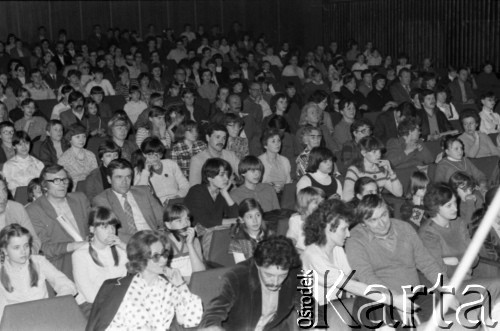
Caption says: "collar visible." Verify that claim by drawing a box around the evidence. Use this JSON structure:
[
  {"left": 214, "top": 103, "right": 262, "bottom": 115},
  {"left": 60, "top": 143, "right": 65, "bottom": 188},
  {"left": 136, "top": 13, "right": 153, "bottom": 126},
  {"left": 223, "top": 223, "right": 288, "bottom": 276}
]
[
  {"left": 363, "top": 220, "right": 397, "bottom": 242},
  {"left": 151, "top": 162, "right": 163, "bottom": 175}
]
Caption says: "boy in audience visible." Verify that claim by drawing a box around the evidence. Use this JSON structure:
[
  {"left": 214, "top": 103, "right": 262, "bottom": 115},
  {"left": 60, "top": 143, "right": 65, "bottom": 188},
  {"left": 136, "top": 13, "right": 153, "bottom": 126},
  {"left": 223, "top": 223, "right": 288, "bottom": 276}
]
[
  {"left": 230, "top": 155, "right": 280, "bottom": 212},
  {"left": 14, "top": 98, "right": 48, "bottom": 141},
  {"left": 85, "top": 68, "right": 115, "bottom": 96},
  {"left": 38, "top": 120, "right": 69, "bottom": 166},
  {"left": 479, "top": 91, "right": 500, "bottom": 134}
]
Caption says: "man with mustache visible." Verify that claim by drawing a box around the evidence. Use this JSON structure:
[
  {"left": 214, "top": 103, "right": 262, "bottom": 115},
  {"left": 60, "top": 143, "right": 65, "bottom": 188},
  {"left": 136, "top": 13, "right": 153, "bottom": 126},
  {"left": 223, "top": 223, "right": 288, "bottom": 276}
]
[
  {"left": 188, "top": 123, "right": 240, "bottom": 187},
  {"left": 198, "top": 236, "right": 300, "bottom": 331},
  {"left": 416, "top": 89, "right": 454, "bottom": 141}
]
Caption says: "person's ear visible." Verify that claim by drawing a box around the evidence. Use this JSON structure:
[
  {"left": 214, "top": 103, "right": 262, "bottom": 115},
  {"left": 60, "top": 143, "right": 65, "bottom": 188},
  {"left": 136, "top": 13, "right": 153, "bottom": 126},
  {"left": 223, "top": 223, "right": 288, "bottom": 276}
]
[
  {"left": 89, "top": 226, "right": 95, "bottom": 234},
  {"left": 107, "top": 175, "right": 112, "bottom": 185}
]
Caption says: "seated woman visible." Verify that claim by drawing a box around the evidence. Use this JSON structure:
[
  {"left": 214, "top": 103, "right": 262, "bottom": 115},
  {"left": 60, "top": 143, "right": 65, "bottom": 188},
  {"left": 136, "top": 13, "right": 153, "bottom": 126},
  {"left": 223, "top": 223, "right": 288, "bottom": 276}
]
[
  {"left": 420, "top": 184, "right": 500, "bottom": 316},
  {"left": 258, "top": 128, "right": 292, "bottom": 194},
  {"left": 135, "top": 106, "right": 172, "bottom": 149},
  {"left": 197, "top": 69, "right": 218, "bottom": 103},
  {"left": 107, "top": 111, "right": 140, "bottom": 163},
  {"left": 458, "top": 109, "right": 500, "bottom": 158},
  {"left": 400, "top": 171, "right": 429, "bottom": 229},
  {"left": 72, "top": 207, "right": 127, "bottom": 304},
  {"left": 229, "top": 155, "right": 280, "bottom": 212},
  {"left": 338, "top": 119, "right": 372, "bottom": 175},
  {"left": 385, "top": 117, "right": 433, "bottom": 169},
  {"left": 38, "top": 120, "right": 70, "bottom": 166},
  {"left": 301, "top": 199, "right": 410, "bottom": 329},
  {"left": 0, "top": 121, "right": 16, "bottom": 165},
  {"left": 14, "top": 98, "right": 47, "bottom": 140},
  {"left": 286, "top": 187, "right": 324, "bottom": 253},
  {"left": 84, "top": 140, "right": 120, "bottom": 202},
  {"left": 295, "top": 102, "right": 339, "bottom": 154},
  {"left": 296, "top": 125, "right": 322, "bottom": 178},
  {"left": 86, "top": 230, "right": 203, "bottom": 330},
  {"left": 2, "top": 131, "right": 44, "bottom": 195},
  {"left": 296, "top": 147, "right": 342, "bottom": 199},
  {"left": 133, "top": 137, "right": 189, "bottom": 205},
  {"left": 262, "top": 92, "right": 296, "bottom": 133},
  {"left": 58, "top": 123, "right": 98, "bottom": 185},
  {"left": 228, "top": 199, "right": 271, "bottom": 264},
  {"left": 343, "top": 136, "right": 403, "bottom": 201},
  {"left": 448, "top": 171, "right": 484, "bottom": 225},
  {"left": 0, "top": 175, "right": 41, "bottom": 252},
  {"left": 0, "top": 224, "right": 81, "bottom": 320},
  {"left": 162, "top": 204, "right": 205, "bottom": 282},
  {"left": 434, "top": 135, "right": 487, "bottom": 190},
  {"left": 184, "top": 158, "right": 238, "bottom": 228},
  {"left": 224, "top": 113, "right": 249, "bottom": 160},
  {"left": 171, "top": 120, "right": 207, "bottom": 180}
]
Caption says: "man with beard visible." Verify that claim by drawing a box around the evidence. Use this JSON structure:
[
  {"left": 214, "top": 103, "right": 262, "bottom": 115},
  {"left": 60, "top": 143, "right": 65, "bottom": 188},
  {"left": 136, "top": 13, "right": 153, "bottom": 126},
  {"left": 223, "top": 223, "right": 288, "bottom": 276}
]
[
  {"left": 60, "top": 91, "right": 87, "bottom": 129},
  {"left": 188, "top": 123, "right": 240, "bottom": 186},
  {"left": 416, "top": 89, "right": 454, "bottom": 141},
  {"left": 198, "top": 236, "right": 300, "bottom": 331}
]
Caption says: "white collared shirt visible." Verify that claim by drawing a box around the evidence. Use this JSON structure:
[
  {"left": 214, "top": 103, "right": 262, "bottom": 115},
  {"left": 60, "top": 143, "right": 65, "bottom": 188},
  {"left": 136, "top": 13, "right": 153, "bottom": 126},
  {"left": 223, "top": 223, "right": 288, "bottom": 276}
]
[{"left": 112, "top": 190, "right": 151, "bottom": 231}]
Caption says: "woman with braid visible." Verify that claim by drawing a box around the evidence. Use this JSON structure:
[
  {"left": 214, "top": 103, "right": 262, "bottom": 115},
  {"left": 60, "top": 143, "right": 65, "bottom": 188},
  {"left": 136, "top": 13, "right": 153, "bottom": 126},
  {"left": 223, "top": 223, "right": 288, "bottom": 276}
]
[{"left": 72, "top": 206, "right": 127, "bottom": 303}]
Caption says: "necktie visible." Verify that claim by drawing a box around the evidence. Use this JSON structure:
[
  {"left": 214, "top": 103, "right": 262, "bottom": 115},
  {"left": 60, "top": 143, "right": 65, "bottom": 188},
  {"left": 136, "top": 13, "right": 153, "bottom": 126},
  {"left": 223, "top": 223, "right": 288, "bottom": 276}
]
[{"left": 122, "top": 193, "right": 137, "bottom": 233}]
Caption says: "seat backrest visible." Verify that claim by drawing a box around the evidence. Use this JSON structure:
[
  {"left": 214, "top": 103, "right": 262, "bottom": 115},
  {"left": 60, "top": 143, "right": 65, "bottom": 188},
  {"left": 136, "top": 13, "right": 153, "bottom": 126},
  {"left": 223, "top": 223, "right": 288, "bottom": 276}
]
[
  {"left": 14, "top": 186, "right": 29, "bottom": 205},
  {"left": 207, "top": 228, "right": 235, "bottom": 268},
  {"left": 189, "top": 267, "right": 231, "bottom": 307},
  {"left": 104, "top": 95, "right": 126, "bottom": 112},
  {"left": 280, "top": 182, "right": 297, "bottom": 211},
  {"left": 35, "top": 99, "right": 58, "bottom": 120},
  {"left": 0, "top": 295, "right": 87, "bottom": 331},
  {"left": 470, "top": 156, "right": 499, "bottom": 179}
]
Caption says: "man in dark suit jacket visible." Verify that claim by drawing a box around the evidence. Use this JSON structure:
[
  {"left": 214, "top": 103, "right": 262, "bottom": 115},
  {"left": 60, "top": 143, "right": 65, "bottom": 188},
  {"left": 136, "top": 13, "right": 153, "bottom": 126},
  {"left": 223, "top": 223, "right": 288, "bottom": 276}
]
[
  {"left": 199, "top": 236, "right": 300, "bottom": 331},
  {"left": 92, "top": 158, "right": 163, "bottom": 243},
  {"left": 43, "top": 61, "right": 66, "bottom": 92},
  {"left": 374, "top": 102, "right": 417, "bottom": 144},
  {"left": 417, "top": 89, "right": 455, "bottom": 140},
  {"left": 53, "top": 41, "right": 72, "bottom": 71},
  {"left": 27, "top": 165, "right": 90, "bottom": 280},
  {"left": 390, "top": 68, "right": 413, "bottom": 105}
]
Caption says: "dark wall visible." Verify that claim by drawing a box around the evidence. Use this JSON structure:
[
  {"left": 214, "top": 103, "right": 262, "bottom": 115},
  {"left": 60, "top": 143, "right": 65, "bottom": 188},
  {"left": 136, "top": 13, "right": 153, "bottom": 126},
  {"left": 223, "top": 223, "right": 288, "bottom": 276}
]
[
  {"left": 0, "top": 0, "right": 323, "bottom": 51},
  {"left": 323, "top": 0, "right": 500, "bottom": 70}
]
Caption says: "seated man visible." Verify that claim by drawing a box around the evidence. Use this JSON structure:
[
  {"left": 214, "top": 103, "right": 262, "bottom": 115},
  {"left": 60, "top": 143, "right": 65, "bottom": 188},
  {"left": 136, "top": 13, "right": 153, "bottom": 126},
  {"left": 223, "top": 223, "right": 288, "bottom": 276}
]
[
  {"left": 416, "top": 89, "right": 455, "bottom": 141},
  {"left": 37, "top": 120, "right": 70, "bottom": 166},
  {"left": 27, "top": 165, "right": 90, "bottom": 280},
  {"left": 385, "top": 117, "right": 433, "bottom": 169},
  {"left": 198, "top": 236, "right": 300, "bottom": 331},
  {"left": 448, "top": 67, "right": 477, "bottom": 112},
  {"left": 345, "top": 194, "right": 459, "bottom": 325},
  {"left": 389, "top": 68, "right": 412, "bottom": 105},
  {"left": 92, "top": 158, "right": 163, "bottom": 243},
  {"left": 373, "top": 101, "right": 416, "bottom": 144},
  {"left": 23, "top": 68, "right": 56, "bottom": 101},
  {"left": 189, "top": 123, "right": 240, "bottom": 187}
]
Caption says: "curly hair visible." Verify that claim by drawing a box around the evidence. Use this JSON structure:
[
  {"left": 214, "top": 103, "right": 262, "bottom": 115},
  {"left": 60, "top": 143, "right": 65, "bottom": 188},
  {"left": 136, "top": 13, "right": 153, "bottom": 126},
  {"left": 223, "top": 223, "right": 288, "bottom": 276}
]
[
  {"left": 253, "top": 235, "right": 300, "bottom": 269},
  {"left": 304, "top": 199, "right": 353, "bottom": 246},
  {"left": 126, "top": 230, "right": 169, "bottom": 274},
  {"left": 423, "top": 183, "right": 455, "bottom": 218}
]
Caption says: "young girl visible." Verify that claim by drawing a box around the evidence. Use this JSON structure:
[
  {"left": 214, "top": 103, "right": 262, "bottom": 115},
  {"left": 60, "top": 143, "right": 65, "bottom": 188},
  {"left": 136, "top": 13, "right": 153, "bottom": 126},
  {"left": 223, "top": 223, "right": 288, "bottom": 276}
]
[
  {"left": 27, "top": 178, "right": 43, "bottom": 203},
  {"left": 163, "top": 204, "right": 205, "bottom": 282},
  {"left": 171, "top": 120, "right": 207, "bottom": 180},
  {"left": 197, "top": 69, "right": 218, "bottom": 103},
  {"left": 286, "top": 187, "right": 325, "bottom": 252},
  {"left": 123, "top": 86, "right": 147, "bottom": 125},
  {"left": 85, "top": 99, "right": 106, "bottom": 138},
  {"left": 0, "top": 224, "right": 80, "bottom": 319},
  {"left": 225, "top": 113, "right": 249, "bottom": 160},
  {"left": 229, "top": 199, "right": 271, "bottom": 263},
  {"left": 71, "top": 207, "right": 127, "bottom": 304},
  {"left": 400, "top": 171, "right": 429, "bottom": 229}
]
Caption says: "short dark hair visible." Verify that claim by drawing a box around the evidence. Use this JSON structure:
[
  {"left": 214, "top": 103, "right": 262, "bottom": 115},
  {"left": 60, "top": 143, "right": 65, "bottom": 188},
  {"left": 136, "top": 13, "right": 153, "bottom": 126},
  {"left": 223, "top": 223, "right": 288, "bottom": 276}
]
[
  {"left": 140, "top": 137, "right": 166, "bottom": 157},
  {"left": 106, "top": 158, "right": 133, "bottom": 178},
  {"left": 359, "top": 136, "right": 384, "bottom": 153},
  {"left": 238, "top": 155, "right": 264, "bottom": 176},
  {"left": 270, "top": 92, "right": 288, "bottom": 113},
  {"left": 418, "top": 89, "right": 435, "bottom": 104},
  {"left": 12, "top": 131, "right": 31, "bottom": 147},
  {"left": 350, "top": 119, "right": 372, "bottom": 138},
  {"left": 397, "top": 117, "right": 419, "bottom": 137},
  {"left": 354, "top": 177, "right": 377, "bottom": 196},
  {"left": 253, "top": 235, "right": 300, "bottom": 269},
  {"left": 423, "top": 183, "right": 455, "bottom": 218},
  {"left": 449, "top": 171, "right": 475, "bottom": 195},
  {"left": 205, "top": 123, "right": 227, "bottom": 138},
  {"left": 175, "top": 120, "right": 198, "bottom": 141},
  {"left": 398, "top": 68, "right": 411, "bottom": 77},
  {"left": 126, "top": 230, "right": 169, "bottom": 274},
  {"left": 90, "top": 86, "right": 104, "bottom": 95},
  {"left": 305, "top": 147, "right": 334, "bottom": 173},
  {"left": 261, "top": 128, "right": 282, "bottom": 148},
  {"left": 442, "top": 135, "right": 463, "bottom": 155},
  {"left": 64, "top": 123, "right": 86, "bottom": 141},
  {"left": 68, "top": 91, "right": 84, "bottom": 104},
  {"left": 354, "top": 194, "right": 387, "bottom": 225},
  {"left": 304, "top": 199, "right": 353, "bottom": 246},
  {"left": 459, "top": 109, "right": 479, "bottom": 129},
  {"left": 201, "top": 158, "right": 233, "bottom": 185},
  {"left": 98, "top": 140, "right": 121, "bottom": 159}
]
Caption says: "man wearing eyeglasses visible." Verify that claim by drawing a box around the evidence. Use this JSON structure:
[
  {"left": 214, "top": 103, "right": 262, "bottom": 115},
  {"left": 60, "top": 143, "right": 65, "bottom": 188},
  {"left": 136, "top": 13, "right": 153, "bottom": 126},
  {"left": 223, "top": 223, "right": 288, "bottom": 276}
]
[
  {"left": 92, "top": 158, "right": 164, "bottom": 242},
  {"left": 26, "top": 164, "right": 90, "bottom": 280}
]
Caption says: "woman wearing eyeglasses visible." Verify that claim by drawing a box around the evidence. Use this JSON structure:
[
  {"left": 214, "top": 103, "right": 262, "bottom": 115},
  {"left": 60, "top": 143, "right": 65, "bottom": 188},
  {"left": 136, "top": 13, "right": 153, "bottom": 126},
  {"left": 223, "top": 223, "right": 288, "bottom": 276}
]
[
  {"left": 86, "top": 230, "right": 203, "bottom": 331},
  {"left": 133, "top": 137, "right": 189, "bottom": 205},
  {"left": 72, "top": 207, "right": 127, "bottom": 304}
]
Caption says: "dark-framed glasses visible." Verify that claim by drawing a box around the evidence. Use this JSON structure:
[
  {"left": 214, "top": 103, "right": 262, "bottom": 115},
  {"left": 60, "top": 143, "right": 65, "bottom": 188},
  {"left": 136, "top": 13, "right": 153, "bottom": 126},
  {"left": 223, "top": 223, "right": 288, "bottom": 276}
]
[
  {"left": 46, "top": 177, "right": 70, "bottom": 185},
  {"left": 149, "top": 249, "right": 170, "bottom": 262}
]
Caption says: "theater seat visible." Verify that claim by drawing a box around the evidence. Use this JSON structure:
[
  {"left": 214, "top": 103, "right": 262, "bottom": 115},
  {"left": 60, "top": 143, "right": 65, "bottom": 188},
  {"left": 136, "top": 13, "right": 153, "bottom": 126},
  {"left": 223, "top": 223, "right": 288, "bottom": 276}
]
[
  {"left": 0, "top": 295, "right": 87, "bottom": 331},
  {"left": 280, "top": 182, "right": 297, "bottom": 211},
  {"left": 188, "top": 267, "right": 230, "bottom": 307},
  {"left": 14, "top": 186, "right": 29, "bottom": 205},
  {"left": 104, "top": 95, "right": 126, "bottom": 112},
  {"left": 206, "top": 228, "right": 235, "bottom": 268},
  {"left": 35, "top": 99, "right": 58, "bottom": 120},
  {"left": 469, "top": 155, "right": 499, "bottom": 180}
]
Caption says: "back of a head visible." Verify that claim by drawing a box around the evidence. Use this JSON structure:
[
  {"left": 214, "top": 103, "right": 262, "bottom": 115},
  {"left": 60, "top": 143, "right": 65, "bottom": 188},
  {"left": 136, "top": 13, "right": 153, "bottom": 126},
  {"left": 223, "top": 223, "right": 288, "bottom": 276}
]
[{"left": 253, "top": 235, "right": 300, "bottom": 270}]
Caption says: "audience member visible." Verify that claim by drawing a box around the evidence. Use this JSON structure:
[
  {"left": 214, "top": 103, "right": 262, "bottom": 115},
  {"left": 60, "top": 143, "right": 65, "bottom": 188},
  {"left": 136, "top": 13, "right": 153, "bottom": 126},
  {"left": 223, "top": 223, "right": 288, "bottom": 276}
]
[
  {"left": 479, "top": 91, "right": 500, "bottom": 134},
  {"left": 107, "top": 112, "right": 139, "bottom": 162},
  {"left": 399, "top": 170, "right": 429, "bottom": 229},
  {"left": 84, "top": 140, "right": 120, "bottom": 201},
  {"left": 170, "top": 120, "right": 207, "bottom": 180},
  {"left": 390, "top": 68, "right": 412, "bottom": 105},
  {"left": 333, "top": 99, "right": 357, "bottom": 146},
  {"left": 92, "top": 158, "right": 164, "bottom": 242},
  {"left": 72, "top": 206, "right": 127, "bottom": 304},
  {"left": 449, "top": 67, "right": 477, "bottom": 112},
  {"left": 373, "top": 101, "right": 416, "bottom": 143},
  {"left": 459, "top": 109, "right": 500, "bottom": 158},
  {"left": 0, "top": 121, "right": 15, "bottom": 164},
  {"left": 14, "top": 98, "right": 47, "bottom": 140},
  {"left": 435, "top": 86, "right": 459, "bottom": 120},
  {"left": 86, "top": 230, "right": 203, "bottom": 330},
  {"left": 417, "top": 89, "right": 455, "bottom": 141},
  {"left": 258, "top": 128, "right": 292, "bottom": 194}
]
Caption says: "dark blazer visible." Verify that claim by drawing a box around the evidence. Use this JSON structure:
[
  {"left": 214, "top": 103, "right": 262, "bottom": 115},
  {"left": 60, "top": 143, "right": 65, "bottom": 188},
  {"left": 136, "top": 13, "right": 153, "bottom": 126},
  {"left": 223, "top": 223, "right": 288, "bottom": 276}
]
[
  {"left": 199, "top": 259, "right": 299, "bottom": 331},
  {"left": 448, "top": 79, "right": 476, "bottom": 105},
  {"left": 53, "top": 53, "right": 72, "bottom": 71},
  {"left": 37, "top": 138, "right": 70, "bottom": 166},
  {"left": 416, "top": 108, "right": 454, "bottom": 140},
  {"left": 390, "top": 82, "right": 412, "bottom": 105},
  {"left": 86, "top": 274, "right": 134, "bottom": 331},
  {"left": 60, "top": 109, "right": 89, "bottom": 130},
  {"left": 43, "top": 73, "right": 66, "bottom": 91},
  {"left": 92, "top": 186, "right": 163, "bottom": 242},
  {"left": 26, "top": 192, "right": 90, "bottom": 280},
  {"left": 180, "top": 104, "right": 209, "bottom": 124},
  {"left": 83, "top": 166, "right": 106, "bottom": 202},
  {"left": 374, "top": 110, "right": 399, "bottom": 144}
]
